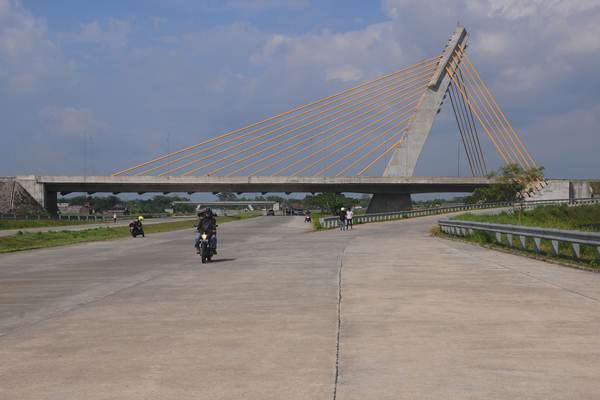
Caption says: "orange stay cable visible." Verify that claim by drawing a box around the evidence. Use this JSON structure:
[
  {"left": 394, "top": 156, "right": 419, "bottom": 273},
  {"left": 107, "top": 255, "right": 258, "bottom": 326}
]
[
  {"left": 445, "top": 51, "right": 515, "bottom": 165},
  {"left": 250, "top": 92, "right": 423, "bottom": 176},
  {"left": 304, "top": 113, "right": 413, "bottom": 176},
  {"left": 452, "top": 73, "right": 488, "bottom": 176},
  {"left": 445, "top": 62, "right": 510, "bottom": 165},
  {"left": 448, "top": 52, "right": 517, "bottom": 165},
  {"left": 287, "top": 107, "right": 416, "bottom": 176},
  {"left": 114, "top": 55, "right": 441, "bottom": 176},
  {"left": 461, "top": 50, "right": 536, "bottom": 167},
  {"left": 156, "top": 64, "right": 438, "bottom": 176},
  {"left": 211, "top": 77, "right": 428, "bottom": 176},
  {"left": 230, "top": 98, "right": 419, "bottom": 177},
  {"left": 141, "top": 60, "right": 438, "bottom": 176},
  {"left": 177, "top": 75, "right": 433, "bottom": 176},
  {"left": 335, "top": 128, "right": 407, "bottom": 176},
  {"left": 455, "top": 49, "right": 529, "bottom": 168},
  {"left": 456, "top": 66, "right": 517, "bottom": 166},
  {"left": 204, "top": 85, "right": 427, "bottom": 176},
  {"left": 358, "top": 133, "right": 408, "bottom": 175}
]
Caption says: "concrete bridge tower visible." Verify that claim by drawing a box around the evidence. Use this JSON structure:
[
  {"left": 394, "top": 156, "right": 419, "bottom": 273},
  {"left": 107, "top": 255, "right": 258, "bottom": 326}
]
[{"left": 367, "top": 26, "right": 469, "bottom": 213}]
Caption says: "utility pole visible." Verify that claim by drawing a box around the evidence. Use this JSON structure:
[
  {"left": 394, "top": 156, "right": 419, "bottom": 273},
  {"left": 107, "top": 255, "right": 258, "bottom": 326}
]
[
  {"left": 457, "top": 136, "right": 461, "bottom": 177},
  {"left": 166, "top": 131, "right": 172, "bottom": 177},
  {"left": 83, "top": 131, "right": 87, "bottom": 178}
]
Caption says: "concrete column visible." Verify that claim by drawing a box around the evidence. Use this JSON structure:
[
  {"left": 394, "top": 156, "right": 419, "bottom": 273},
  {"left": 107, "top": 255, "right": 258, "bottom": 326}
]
[
  {"left": 384, "top": 26, "right": 468, "bottom": 177},
  {"left": 367, "top": 193, "right": 412, "bottom": 213},
  {"left": 44, "top": 189, "right": 58, "bottom": 215},
  {"left": 368, "top": 27, "right": 468, "bottom": 214}
]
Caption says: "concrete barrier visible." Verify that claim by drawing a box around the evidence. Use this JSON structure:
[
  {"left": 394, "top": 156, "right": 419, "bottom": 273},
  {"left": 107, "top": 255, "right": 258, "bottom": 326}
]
[{"left": 319, "top": 198, "right": 600, "bottom": 230}]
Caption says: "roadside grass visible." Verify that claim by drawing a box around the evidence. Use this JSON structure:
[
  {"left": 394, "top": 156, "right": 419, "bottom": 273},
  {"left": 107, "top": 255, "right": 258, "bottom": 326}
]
[
  {"left": 0, "top": 219, "right": 104, "bottom": 230},
  {"left": 0, "top": 213, "right": 260, "bottom": 253},
  {"left": 311, "top": 212, "right": 324, "bottom": 230},
  {"left": 434, "top": 204, "right": 600, "bottom": 270},
  {"left": 452, "top": 204, "right": 600, "bottom": 231}
]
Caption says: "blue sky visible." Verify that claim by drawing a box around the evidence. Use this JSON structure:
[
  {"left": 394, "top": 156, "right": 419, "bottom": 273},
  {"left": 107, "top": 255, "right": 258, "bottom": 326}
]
[{"left": 1, "top": 0, "right": 600, "bottom": 179}]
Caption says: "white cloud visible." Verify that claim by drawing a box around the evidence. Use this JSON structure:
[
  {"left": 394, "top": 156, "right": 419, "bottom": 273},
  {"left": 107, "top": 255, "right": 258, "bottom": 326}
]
[
  {"left": 63, "top": 18, "right": 133, "bottom": 49},
  {"left": 0, "top": 0, "right": 70, "bottom": 94},
  {"left": 473, "top": 31, "right": 510, "bottom": 55},
  {"left": 221, "top": 0, "right": 310, "bottom": 9},
  {"left": 249, "top": 22, "right": 409, "bottom": 83},
  {"left": 39, "top": 106, "right": 109, "bottom": 137},
  {"left": 326, "top": 65, "right": 363, "bottom": 82},
  {"left": 499, "top": 63, "right": 546, "bottom": 89},
  {"left": 557, "top": 17, "right": 600, "bottom": 54},
  {"left": 523, "top": 102, "right": 600, "bottom": 176}
]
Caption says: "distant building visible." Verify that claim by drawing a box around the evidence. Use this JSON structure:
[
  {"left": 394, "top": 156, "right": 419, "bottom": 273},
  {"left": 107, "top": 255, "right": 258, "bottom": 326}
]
[{"left": 58, "top": 204, "right": 91, "bottom": 215}]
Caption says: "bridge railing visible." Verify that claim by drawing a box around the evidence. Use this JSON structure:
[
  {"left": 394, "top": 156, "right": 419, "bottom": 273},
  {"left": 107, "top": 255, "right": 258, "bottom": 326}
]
[
  {"left": 0, "top": 213, "right": 108, "bottom": 222},
  {"left": 318, "top": 197, "right": 600, "bottom": 229},
  {"left": 438, "top": 219, "right": 600, "bottom": 262}
]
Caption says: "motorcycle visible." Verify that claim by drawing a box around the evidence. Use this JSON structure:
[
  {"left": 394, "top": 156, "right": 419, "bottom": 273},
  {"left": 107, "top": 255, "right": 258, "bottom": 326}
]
[
  {"left": 198, "top": 231, "right": 214, "bottom": 263},
  {"left": 129, "top": 222, "right": 145, "bottom": 238}
]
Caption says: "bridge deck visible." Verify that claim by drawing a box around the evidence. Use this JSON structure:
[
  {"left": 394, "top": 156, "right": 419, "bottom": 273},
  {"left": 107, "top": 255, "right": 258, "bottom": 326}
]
[{"left": 31, "top": 175, "right": 494, "bottom": 194}]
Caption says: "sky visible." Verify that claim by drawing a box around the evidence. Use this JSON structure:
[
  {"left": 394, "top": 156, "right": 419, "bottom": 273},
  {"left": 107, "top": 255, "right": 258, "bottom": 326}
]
[{"left": 1, "top": 0, "right": 600, "bottom": 180}]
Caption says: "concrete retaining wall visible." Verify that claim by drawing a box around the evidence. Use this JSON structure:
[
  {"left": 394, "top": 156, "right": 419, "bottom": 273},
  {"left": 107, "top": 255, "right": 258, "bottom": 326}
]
[
  {"left": 0, "top": 177, "right": 45, "bottom": 214},
  {"left": 527, "top": 180, "right": 597, "bottom": 202}
]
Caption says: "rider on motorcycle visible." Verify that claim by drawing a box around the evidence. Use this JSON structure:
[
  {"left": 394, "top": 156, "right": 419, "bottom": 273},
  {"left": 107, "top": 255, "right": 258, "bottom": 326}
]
[
  {"left": 195, "top": 208, "right": 217, "bottom": 254},
  {"left": 129, "top": 216, "right": 145, "bottom": 237}
]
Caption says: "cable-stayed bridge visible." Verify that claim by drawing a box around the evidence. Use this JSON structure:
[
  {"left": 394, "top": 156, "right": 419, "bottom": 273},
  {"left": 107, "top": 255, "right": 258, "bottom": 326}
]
[{"left": 3, "top": 26, "right": 539, "bottom": 214}]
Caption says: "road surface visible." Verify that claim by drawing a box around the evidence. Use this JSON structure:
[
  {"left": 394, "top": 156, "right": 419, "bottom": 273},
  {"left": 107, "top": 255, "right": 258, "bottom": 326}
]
[{"left": 1, "top": 215, "right": 599, "bottom": 399}]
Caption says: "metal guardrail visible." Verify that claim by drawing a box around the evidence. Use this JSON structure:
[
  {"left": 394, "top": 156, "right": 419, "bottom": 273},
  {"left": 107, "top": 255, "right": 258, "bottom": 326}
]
[
  {"left": 318, "top": 197, "right": 600, "bottom": 230},
  {"left": 438, "top": 219, "right": 600, "bottom": 261},
  {"left": 0, "top": 212, "right": 174, "bottom": 222},
  {"left": 0, "top": 214, "right": 108, "bottom": 222}
]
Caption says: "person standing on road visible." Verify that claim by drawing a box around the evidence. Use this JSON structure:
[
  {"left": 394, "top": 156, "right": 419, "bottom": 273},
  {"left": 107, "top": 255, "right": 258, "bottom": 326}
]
[
  {"left": 345, "top": 207, "right": 353, "bottom": 230},
  {"left": 338, "top": 207, "right": 346, "bottom": 231},
  {"left": 113, "top": 213, "right": 117, "bottom": 224}
]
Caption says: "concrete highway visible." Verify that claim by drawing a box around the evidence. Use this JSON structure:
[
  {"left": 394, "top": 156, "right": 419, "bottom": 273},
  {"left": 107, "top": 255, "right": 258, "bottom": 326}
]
[{"left": 1, "top": 215, "right": 599, "bottom": 399}]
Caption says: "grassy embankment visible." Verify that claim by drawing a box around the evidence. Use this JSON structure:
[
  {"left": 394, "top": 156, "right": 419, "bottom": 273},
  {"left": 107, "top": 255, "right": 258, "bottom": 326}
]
[
  {"left": 0, "top": 219, "right": 104, "bottom": 230},
  {"left": 0, "top": 213, "right": 260, "bottom": 253},
  {"left": 439, "top": 204, "right": 600, "bottom": 269}
]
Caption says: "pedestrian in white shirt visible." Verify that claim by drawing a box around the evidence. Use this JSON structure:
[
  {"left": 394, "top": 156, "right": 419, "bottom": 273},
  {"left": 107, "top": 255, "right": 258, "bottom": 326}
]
[{"left": 345, "top": 208, "right": 353, "bottom": 230}]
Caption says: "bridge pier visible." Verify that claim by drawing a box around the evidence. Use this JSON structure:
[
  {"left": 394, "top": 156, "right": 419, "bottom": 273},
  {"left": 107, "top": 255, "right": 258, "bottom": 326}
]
[
  {"left": 367, "top": 193, "right": 412, "bottom": 213},
  {"left": 0, "top": 176, "right": 57, "bottom": 215}
]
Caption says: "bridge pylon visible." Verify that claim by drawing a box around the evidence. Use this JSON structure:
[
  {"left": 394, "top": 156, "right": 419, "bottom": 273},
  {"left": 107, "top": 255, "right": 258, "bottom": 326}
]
[{"left": 368, "top": 26, "right": 468, "bottom": 213}]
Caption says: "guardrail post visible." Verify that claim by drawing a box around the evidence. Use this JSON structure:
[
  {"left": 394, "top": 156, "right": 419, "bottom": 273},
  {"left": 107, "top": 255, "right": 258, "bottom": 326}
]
[
  {"left": 571, "top": 243, "right": 580, "bottom": 260},
  {"left": 533, "top": 238, "right": 541, "bottom": 253},
  {"left": 495, "top": 232, "right": 502, "bottom": 244},
  {"left": 519, "top": 235, "right": 526, "bottom": 249},
  {"left": 597, "top": 246, "right": 600, "bottom": 262},
  {"left": 507, "top": 233, "right": 513, "bottom": 247},
  {"left": 550, "top": 240, "right": 559, "bottom": 256}
]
